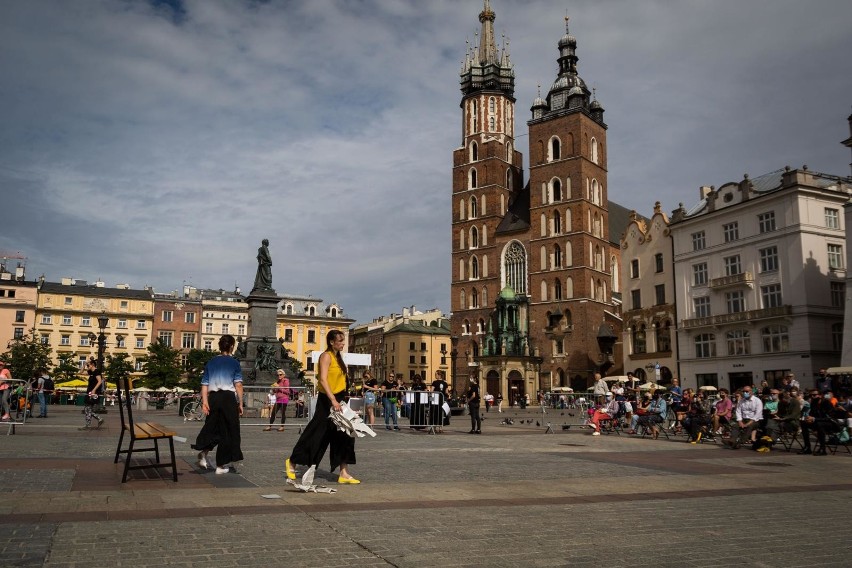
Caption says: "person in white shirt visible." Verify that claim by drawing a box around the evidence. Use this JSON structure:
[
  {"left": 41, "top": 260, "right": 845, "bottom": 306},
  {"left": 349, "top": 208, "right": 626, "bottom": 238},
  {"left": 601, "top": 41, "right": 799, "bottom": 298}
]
[{"left": 724, "top": 386, "right": 763, "bottom": 449}]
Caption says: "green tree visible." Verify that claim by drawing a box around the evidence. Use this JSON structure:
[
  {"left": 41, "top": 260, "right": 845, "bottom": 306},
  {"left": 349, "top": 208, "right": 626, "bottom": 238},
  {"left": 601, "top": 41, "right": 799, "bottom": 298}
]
[
  {"left": 1, "top": 329, "right": 52, "bottom": 385},
  {"left": 53, "top": 352, "right": 80, "bottom": 384},
  {"left": 104, "top": 352, "right": 134, "bottom": 390},
  {"left": 184, "top": 349, "right": 216, "bottom": 391},
  {"left": 139, "top": 339, "right": 182, "bottom": 389}
]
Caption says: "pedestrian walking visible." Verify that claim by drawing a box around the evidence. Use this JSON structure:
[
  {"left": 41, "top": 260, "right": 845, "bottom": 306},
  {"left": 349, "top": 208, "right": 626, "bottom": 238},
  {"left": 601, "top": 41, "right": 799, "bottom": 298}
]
[
  {"left": 466, "top": 376, "right": 481, "bottom": 434},
  {"left": 285, "top": 330, "right": 360, "bottom": 484},
  {"left": 81, "top": 360, "right": 104, "bottom": 430},
  {"left": 192, "top": 334, "right": 244, "bottom": 474},
  {"left": 264, "top": 369, "right": 290, "bottom": 431}
]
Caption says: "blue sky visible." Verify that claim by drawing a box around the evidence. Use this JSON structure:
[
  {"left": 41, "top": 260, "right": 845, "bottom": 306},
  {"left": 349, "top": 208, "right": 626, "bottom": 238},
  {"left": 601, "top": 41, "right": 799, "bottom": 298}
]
[{"left": 1, "top": 0, "right": 850, "bottom": 324}]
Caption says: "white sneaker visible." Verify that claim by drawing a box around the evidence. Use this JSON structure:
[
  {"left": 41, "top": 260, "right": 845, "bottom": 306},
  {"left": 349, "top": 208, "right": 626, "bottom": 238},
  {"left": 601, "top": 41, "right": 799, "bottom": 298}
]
[
  {"left": 592, "top": 431, "right": 601, "bottom": 436},
  {"left": 215, "top": 465, "right": 230, "bottom": 475},
  {"left": 197, "top": 452, "right": 211, "bottom": 470}
]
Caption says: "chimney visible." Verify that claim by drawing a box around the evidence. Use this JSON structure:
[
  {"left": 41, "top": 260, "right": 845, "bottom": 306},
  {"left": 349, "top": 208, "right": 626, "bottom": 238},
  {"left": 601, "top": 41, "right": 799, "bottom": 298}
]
[
  {"left": 699, "top": 185, "right": 712, "bottom": 199},
  {"left": 61, "top": 277, "right": 72, "bottom": 285}
]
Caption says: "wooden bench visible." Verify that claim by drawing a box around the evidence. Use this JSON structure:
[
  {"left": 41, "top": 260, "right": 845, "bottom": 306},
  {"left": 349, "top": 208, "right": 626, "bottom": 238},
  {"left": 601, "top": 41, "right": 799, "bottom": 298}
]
[{"left": 114, "top": 378, "right": 177, "bottom": 483}]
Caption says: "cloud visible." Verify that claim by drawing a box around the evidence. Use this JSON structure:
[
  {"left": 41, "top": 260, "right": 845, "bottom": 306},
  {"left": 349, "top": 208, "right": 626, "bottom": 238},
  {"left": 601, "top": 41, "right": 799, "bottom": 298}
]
[{"left": 1, "top": 0, "right": 850, "bottom": 322}]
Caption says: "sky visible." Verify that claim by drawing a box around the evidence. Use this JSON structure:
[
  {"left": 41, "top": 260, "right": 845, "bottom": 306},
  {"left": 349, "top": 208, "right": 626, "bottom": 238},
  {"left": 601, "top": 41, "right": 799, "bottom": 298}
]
[{"left": 1, "top": 0, "right": 850, "bottom": 324}]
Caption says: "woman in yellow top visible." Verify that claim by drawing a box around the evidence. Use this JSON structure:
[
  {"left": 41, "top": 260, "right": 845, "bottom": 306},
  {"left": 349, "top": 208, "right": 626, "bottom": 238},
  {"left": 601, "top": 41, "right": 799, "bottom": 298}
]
[{"left": 285, "top": 330, "right": 359, "bottom": 483}]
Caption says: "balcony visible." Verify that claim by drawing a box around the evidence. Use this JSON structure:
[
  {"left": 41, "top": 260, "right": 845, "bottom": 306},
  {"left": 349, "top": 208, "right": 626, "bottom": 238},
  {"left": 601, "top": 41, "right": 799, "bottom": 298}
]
[
  {"left": 709, "top": 271, "right": 754, "bottom": 290},
  {"left": 682, "top": 305, "right": 792, "bottom": 329}
]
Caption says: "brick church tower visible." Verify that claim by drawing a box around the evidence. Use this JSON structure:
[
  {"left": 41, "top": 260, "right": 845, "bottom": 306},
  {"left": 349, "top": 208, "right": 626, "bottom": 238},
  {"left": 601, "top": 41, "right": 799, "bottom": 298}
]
[{"left": 451, "top": 2, "right": 622, "bottom": 403}]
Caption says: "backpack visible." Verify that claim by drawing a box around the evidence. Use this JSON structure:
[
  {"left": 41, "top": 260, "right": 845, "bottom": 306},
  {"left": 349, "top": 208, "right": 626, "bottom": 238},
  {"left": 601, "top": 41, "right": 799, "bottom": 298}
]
[{"left": 43, "top": 377, "right": 55, "bottom": 393}]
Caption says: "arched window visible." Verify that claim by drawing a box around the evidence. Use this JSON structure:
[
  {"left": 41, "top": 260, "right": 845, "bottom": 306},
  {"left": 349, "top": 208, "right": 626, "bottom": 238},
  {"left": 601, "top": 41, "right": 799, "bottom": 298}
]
[
  {"left": 540, "top": 213, "right": 547, "bottom": 237},
  {"left": 564, "top": 309, "right": 573, "bottom": 327},
  {"left": 591, "top": 136, "right": 598, "bottom": 164},
  {"left": 470, "top": 256, "right": 479, "bottom": 279},
  {"left": 470, "top": 99, "right": 478, "bottom": 132},
  {"left": 611, "top": 255, "right": 619, "bottom": 292},
  {"left": 470, "top": 226, "right": 478, "bottom": 248},
  {"left": 566, "top": 277, "right": 574, "bottom": 298},
  {"left": 481, "top": 287, "right": 488, "bottom": 306},
  {"left": 554, "top": 279, "right": 562, "bottom": 300},
  {"left": 470, "top": 196, "right": 478, "bottom": 218},
  {"left": 459, "top": 228, "right": 465, "bottom": 250},
  {"left": 762, "top": 325, "right": 789, "bottom": 353},
  {"left": 481, "top": 195, "right": 486, "bottom": 215},
  {"left": 633, "top": 324, "right": 647, "bottom": 354},
  {"left": 482, "top": 254, "right": 488, "bottom": 277},
  {"left": 565, "top": 208, "right": 572, "bottom": 232},
  {"left": 503, "top": 241, "right": 527, "bottom": 295},
  {"left": 726, "top": 329, "right": 750, "bottom": 356},
  {"left": 285, "top": 304, "right": 293, "bottom": 315},
  {"left": 541, "top": 182, "right": 548, "bottom": 205},
  {"left": 595, "top": 245, "right": 602, "bottom": 270},
  {"left": 552, "top": 211, "right": 561, "bottom": 235},
  {"left": 462, "top": 319, "right": 470, "bottom": 334},
  {"left": 553, "top": 178, "right": 562, "bottom": 201},
  {"left": 478, "top": 318, "right": 485, "bottom": 334},
  {"left": 472, "top": 340, "right": 480, "bottom": 358},
  {"left": 565, "top": 176, "right": 572, "bottom": 199},
  {"left": 459, "top": 198, "right": 466, "bottom": 220},
  {"left": 540, "top": 280, "right": 548, "bottom": 301},
  {"left": 553, "top": 244, "right": 562, "bottom": 268},
  {"left": 507, "top": 141, "right": 513, "bottom": 160},
  {"left": 550, "top": 136, "right": 561, "bottom": 161},
  {"left": 469, "top": 168, "right": 477, "bottom": 189},
  {"left": 460, "top": 290, "right": 466, "bottom": 310},
  {"left": 489, "top": 97, "right": 496, "bottom": 113},
  {"left": 471, "top": 288, "right": 479, "bottom": 308},
  {"left": 470, "top": 141, "right": 478, "bottom": 162},
  {"left": 506, "top": 168, "right": 512, "bottom": 190},
  {"left": 540, "top": 246, "right": 547, "bottom": 270},
  {"left": 481, "top": 224, "right": 487, "bottom": 246},
  {"left": 458, "top": 258, "right": 464, "bottom": 280},
  {"left": 489, "top": 116, "right": 495, "bottom": 131}
]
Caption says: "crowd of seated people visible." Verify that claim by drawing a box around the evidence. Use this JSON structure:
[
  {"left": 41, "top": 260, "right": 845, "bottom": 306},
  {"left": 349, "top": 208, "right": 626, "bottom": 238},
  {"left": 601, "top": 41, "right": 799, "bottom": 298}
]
[{"left": 581, "top": 372, "right": 852, "bottom": 453}]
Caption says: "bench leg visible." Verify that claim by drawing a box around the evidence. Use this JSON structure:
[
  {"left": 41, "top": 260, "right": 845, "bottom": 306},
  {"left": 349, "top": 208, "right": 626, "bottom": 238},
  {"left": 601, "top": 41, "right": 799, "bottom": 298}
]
[
  {"left": 153, "top": 438, "right": 161, "bottom": 463},
  {"left": 168, "top": 437, "right": 177, "bottom": 482},
  {"left": 114, "top": 428, "right": 126, "bottom": 464},
  {"left": 122, "top": 439, "right": 135, "bottom": 483}
]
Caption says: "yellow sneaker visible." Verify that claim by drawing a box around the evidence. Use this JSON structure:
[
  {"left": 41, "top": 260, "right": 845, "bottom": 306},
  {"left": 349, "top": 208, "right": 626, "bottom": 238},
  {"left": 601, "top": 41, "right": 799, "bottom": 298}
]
[{"left": 285, "top": 458, "right": 296, "bottom": 480}]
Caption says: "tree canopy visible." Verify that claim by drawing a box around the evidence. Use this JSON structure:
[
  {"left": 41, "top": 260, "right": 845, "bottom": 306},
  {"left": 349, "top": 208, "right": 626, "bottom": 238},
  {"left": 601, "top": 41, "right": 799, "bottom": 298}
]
[
  {"left": 138, "top": 339, "right": 183, "bottom": 389},
  {"left": 1, "top": 329, "right": 52, "bottom": 385}
]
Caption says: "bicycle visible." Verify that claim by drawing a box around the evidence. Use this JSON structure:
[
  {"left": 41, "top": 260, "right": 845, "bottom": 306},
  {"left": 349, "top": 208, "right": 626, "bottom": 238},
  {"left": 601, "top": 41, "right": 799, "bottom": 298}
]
[{"left": 182, "top": 397, "right": 204, "bottom": 422}]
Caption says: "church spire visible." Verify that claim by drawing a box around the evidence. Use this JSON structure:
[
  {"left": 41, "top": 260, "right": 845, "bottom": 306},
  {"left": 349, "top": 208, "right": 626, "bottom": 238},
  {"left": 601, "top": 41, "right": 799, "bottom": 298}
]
[
  {"left": 478, "top": 0, "right": 498, "bottom": 65},
  {"left": 460, "top": 1, "right": 515, "bottom": 98}
]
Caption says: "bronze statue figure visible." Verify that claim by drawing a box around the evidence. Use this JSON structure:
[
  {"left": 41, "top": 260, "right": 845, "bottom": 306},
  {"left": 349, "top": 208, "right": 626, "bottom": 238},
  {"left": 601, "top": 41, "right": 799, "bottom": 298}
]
[{"left": 253, "top": 239, "right": 273, "bottom": 291}]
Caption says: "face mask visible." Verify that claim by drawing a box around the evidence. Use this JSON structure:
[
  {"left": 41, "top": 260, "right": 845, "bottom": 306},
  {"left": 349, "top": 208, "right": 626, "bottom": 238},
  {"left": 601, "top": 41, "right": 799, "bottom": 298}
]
[
  {"left": 743, "top": 392, "right": 751, "bottom": 399},
  {"left": 771, "top": 395, "right": 778, "bottom": 401}
]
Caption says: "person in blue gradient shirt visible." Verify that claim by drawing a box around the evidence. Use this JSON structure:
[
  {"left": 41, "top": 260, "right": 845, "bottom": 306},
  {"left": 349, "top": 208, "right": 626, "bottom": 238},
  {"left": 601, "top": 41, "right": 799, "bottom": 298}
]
[{"left": 192, "top": 334, "right": 244, "bottom": 474}]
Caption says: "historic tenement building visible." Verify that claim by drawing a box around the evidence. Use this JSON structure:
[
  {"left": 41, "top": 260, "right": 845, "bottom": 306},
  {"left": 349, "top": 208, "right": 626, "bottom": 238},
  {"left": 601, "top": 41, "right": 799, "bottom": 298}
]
[
  {"left": 620, "top": 203, "right": 677, "bottom": 384},
  {"left": 451, "top": 2, "right": 625, "bottom": 404},
  {"left": 671, "top": 167, "right": 850, "bottom": 391}
]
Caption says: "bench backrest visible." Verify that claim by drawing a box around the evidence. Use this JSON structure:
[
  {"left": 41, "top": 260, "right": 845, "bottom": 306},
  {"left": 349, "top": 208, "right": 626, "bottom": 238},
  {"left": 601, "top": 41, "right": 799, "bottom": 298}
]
[{"left": 116, "top": 377, "right": 135, "bottom": 431}]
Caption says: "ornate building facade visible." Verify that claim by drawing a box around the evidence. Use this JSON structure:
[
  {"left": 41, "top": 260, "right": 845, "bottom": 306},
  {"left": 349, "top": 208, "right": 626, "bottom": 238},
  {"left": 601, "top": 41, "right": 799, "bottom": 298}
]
[{"left": 451, "top": 2, "right": 624, "bottom": 404}]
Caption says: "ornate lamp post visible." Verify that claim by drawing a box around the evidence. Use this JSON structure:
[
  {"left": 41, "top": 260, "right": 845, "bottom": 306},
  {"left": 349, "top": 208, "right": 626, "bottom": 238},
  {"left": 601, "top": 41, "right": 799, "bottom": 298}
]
[{"left": 86, "top": 312, "right": 109, "bottom": 408}]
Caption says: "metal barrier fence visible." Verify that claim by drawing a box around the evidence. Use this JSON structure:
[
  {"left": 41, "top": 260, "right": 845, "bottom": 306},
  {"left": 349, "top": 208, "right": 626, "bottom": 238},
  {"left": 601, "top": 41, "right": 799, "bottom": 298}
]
[{"left": 169, "top": 385, "right": 454, "bottom": 434}]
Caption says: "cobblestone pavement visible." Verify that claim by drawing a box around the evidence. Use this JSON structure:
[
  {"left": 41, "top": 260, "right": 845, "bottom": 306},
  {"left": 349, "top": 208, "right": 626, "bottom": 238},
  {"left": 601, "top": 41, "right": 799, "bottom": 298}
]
[{"left": 2, "top": 406, "right": 852, "bottom": 567}]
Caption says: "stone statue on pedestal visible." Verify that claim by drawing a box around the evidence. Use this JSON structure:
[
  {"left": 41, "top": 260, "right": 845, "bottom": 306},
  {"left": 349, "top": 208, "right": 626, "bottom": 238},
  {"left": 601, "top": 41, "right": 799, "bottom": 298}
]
[{"left": 253, "top": 239, "right": 273, "bottom": 292}]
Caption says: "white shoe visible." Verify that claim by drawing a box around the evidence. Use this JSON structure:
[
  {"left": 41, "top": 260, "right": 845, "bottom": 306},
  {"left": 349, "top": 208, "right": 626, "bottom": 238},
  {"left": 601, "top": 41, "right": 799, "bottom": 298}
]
[
  {"left": 215, "top": 465, "right": 230, "bottom": 475},
  {"left": 592, "top": 431, "right": 601, "bottom": 436}
]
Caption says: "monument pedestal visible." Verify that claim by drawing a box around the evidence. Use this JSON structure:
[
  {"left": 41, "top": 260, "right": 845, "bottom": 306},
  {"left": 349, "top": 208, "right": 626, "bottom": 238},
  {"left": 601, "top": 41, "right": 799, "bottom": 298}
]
[{"left": 240, "top": 290, "right": 282, "bottom": 385}]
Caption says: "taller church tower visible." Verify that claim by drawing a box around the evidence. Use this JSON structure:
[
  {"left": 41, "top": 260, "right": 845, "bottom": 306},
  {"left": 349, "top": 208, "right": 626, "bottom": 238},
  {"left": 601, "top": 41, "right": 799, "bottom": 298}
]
[{"left": 451, "top": 1, "right": 524, "bottom": 381}]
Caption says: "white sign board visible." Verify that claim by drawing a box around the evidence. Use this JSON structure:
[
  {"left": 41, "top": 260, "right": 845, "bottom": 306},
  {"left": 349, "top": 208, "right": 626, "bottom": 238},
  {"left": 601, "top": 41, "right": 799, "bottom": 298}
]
[{"left": 309, "top": 351, "right": 372, "bottom": 367}]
